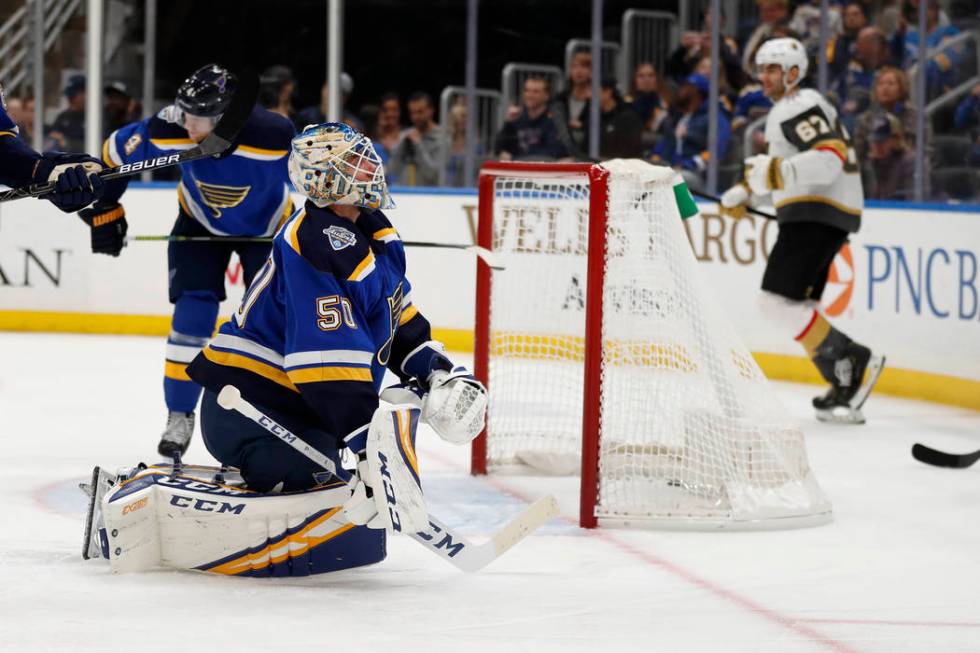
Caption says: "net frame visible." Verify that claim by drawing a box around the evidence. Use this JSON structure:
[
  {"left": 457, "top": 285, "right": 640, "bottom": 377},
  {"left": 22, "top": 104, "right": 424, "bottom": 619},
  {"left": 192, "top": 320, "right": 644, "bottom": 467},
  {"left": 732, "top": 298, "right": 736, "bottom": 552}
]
[{"left": 471, "top": 161, "right": 832, "bottom": 530}]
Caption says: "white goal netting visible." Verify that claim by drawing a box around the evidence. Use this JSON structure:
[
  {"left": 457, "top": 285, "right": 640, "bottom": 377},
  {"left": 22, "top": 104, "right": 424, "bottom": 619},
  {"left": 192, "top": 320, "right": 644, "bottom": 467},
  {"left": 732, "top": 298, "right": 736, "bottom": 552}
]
[{"left": 481, "top": 160, "right": 832, "bottom": 528}]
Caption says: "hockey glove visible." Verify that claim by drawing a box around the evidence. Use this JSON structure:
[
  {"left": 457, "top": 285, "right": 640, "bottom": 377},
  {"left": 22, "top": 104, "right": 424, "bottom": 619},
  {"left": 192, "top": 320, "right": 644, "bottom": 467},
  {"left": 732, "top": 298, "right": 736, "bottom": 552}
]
[
  {"left": 33, "top": 152, "right": 105, "bottom": 213},
  {"left": 719, "top": 182, "right": 750, "bottom": 220},
  {"left": 78, "top": 202, "right": 128, "bottom": 256},
  {"left": 343, "top": 405, "right": 428, "bottom": 534},
  {"left": 744, "top": 154, "right": 786, "bottom": 195},
  {"left": 422, "top": 366, "right": 487, "bottom": 444}
]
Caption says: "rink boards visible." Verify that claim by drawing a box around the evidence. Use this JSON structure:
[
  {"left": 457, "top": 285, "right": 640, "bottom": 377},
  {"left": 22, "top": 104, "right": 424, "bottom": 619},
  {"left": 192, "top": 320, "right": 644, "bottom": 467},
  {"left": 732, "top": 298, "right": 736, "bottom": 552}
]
[{"left": 0, "top": 184, "right": 977, "bottom": 409}]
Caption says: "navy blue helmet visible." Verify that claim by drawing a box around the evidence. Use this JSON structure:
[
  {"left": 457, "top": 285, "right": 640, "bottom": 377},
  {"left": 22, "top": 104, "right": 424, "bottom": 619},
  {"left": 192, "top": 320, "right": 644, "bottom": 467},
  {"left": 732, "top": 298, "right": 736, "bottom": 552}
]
[{"left": 176, "top": 64, "right": 237, "bottom": 118}]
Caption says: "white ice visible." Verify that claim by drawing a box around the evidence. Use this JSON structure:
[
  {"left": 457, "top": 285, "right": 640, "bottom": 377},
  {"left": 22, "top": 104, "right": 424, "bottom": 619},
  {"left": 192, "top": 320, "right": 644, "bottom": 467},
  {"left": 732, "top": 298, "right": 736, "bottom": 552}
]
[{"left": 1, "top": 332, "right": 979, "bottom": 652}]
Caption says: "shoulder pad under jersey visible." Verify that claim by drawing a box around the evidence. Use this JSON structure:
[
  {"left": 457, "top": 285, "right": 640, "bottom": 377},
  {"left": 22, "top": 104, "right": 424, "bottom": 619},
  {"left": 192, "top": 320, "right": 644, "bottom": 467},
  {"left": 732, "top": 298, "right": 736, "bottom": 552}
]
[
  {"left": 774, "top": 90, "right": 841, "bottom": 151},
  {"left": 235, "top": 105, "right": 295, "bottom": 153},
  {"left": 283, "top": 203, "right": 375, "bottom": 282}
]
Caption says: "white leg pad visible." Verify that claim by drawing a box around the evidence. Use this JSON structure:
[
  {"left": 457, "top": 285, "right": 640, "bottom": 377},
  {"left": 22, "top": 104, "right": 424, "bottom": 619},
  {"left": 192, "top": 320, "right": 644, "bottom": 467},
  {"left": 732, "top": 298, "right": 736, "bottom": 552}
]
[{"left": 100, "top": 466, "right": 351, "bottom": 574}]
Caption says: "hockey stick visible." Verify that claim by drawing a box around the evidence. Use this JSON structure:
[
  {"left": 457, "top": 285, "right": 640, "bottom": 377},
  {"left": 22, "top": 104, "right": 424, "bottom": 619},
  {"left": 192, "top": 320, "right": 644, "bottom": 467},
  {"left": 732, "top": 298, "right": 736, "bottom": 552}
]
[
  {"left": 130, "top": 234, "right": 506, "bottom": 270},
  {"left": 911, "top": 443, "right": 980, "bottom": 469},
  {"left": 689, "top": 189, "right": 776, "bottom": 220},
  {"left": 216, "top": 385, "right": 557, "bottom": 572},
  {"left": 0, "top": 69, "right": 259, "bottom": 205}
]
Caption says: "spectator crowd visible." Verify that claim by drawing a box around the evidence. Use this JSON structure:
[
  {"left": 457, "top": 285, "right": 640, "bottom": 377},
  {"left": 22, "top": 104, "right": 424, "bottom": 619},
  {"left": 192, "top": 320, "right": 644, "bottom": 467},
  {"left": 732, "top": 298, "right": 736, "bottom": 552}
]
[{"left": 4, "top": 0, "right": 978, "bottom": 201}]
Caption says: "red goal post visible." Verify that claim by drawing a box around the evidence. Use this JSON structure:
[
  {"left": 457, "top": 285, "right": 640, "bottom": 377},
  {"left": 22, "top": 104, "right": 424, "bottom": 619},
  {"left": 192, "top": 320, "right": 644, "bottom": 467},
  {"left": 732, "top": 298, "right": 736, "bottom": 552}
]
[{"left": 470, "top": 160, "right": 832, "bottom": 530}]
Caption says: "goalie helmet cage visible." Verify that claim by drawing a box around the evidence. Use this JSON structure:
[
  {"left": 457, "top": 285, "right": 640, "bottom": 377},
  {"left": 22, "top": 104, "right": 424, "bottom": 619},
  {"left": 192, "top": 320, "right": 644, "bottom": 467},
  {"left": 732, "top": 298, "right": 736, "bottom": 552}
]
[{"left": 471, "top": 160, "right": 832, "bottom": 530}]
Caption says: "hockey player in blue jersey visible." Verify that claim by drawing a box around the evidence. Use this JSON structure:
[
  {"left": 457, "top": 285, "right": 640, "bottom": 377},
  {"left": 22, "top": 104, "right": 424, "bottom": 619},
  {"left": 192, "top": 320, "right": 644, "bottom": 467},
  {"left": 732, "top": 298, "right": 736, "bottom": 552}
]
[
  {"left": 1, "top": 83, "right": 105, "bottom": 215},
  {"left": 82, "top": 123, "right": 487, "bottom": 576},
  {"left": 86, "top": 64, "right": 295, "bottom": 457}
]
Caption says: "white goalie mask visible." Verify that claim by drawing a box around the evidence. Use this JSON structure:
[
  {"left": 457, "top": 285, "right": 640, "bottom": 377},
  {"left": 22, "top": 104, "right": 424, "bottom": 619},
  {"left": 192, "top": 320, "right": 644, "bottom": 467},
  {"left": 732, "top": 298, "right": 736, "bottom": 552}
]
[
  {"left": 754, "top": 38, "right": 808, "bottom": 89},
  {"left": 288, "top": 122, "right": 394, "bottom": 210}
]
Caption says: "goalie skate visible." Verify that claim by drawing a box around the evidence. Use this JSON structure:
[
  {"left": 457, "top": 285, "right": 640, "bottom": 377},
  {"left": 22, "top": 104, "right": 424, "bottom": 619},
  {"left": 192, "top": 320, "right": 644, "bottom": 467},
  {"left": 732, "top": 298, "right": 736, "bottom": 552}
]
[{"left": 80, "top": 466, "right": 119, "bottom": 560}]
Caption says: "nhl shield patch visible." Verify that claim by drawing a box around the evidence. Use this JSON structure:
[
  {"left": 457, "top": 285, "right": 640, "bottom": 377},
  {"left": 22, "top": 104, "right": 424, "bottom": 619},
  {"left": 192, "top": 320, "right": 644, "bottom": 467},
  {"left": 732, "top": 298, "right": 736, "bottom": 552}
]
[{"left": 324, "top": 226, "right": 357, "bottom": 251}]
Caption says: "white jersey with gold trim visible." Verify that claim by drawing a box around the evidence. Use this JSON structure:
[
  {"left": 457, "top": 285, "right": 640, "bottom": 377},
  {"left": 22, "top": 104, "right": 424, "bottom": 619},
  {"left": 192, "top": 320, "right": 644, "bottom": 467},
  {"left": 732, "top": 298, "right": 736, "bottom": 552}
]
[{"left": 764, "top": 88, "right": 864, "bottom": 232}]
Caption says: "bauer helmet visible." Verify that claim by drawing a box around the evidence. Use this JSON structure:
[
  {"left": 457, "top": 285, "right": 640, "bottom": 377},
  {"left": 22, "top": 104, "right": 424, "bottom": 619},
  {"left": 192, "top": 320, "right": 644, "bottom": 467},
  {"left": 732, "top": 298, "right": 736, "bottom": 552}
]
[
  {"left": 754, "top": 38, "right": 808, "bottom": 88},
  {"left": 288, "top": 122, "right": 393, "bottom": 210},
  {"left": 176, "top": 64, "right": 237, "bottom": 118}
]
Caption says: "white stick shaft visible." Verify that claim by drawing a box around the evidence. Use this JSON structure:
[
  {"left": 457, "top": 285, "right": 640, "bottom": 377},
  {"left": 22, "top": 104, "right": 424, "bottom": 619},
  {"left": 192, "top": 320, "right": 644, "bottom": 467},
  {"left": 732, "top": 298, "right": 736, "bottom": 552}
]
[{"left": 216, "top": 384, "right": 554, "bottom": 572}]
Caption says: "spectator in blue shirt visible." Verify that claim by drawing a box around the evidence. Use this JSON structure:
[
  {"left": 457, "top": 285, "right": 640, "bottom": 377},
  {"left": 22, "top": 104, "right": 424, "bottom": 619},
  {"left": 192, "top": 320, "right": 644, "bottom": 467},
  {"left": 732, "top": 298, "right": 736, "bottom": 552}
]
[
  {"left": 651, "top": 74, "right": 731, "bottom": 191},
  {"left": 891, "top": 0, "right": 962, "bottom": 99},
  {"left": 834, "top": 27, "right": 892, "bottom": 129}
]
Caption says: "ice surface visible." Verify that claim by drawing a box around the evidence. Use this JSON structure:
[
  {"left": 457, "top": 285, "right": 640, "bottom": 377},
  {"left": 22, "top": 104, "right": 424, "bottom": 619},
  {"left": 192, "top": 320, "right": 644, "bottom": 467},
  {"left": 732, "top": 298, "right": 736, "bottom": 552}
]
[{"left": 1, "top": 332, "right": 978, "bottom": 652}]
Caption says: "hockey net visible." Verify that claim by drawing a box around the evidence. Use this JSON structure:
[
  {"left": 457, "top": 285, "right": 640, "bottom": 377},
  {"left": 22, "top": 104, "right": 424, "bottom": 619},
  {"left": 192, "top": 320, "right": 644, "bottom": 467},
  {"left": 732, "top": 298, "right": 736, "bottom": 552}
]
[{"left": 471, "top": 160, "right": 832, "bottom": 529}]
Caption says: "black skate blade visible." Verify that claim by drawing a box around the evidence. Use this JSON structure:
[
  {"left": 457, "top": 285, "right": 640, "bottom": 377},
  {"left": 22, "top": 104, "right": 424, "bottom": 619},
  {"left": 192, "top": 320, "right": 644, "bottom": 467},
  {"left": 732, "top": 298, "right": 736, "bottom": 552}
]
[{"left": 851, "top": 354, "right": 886, "bottom": 410}]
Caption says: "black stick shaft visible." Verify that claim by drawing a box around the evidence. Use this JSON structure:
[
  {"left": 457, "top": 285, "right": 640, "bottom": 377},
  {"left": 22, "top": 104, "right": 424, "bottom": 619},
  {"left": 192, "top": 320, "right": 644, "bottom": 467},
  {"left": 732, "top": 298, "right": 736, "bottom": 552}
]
[{"left": 689, "top": 189, "right": 776, "bottom": 220}]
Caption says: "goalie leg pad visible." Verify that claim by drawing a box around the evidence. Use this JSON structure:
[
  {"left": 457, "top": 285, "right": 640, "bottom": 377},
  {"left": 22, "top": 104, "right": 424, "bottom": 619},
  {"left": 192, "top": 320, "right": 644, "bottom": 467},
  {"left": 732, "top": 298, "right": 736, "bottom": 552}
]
[
  {"left": 98, "top": 465, "right": 384, "bottom": 576},
  {"left": 364, "top": 405, "right": 428, "bottom": 534}
]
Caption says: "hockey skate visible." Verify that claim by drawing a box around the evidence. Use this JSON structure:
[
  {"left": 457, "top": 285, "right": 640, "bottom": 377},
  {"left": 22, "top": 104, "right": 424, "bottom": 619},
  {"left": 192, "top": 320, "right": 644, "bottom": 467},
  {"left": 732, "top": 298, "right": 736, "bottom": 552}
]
[
  {"left": 80, "top": 466, "right": 118, "bottom": 560},
  {"left": 158, "top": 411, "right": 195, "bottom": 458},
  {"left": 813, "top": 343, "right": 886, "bottom": 424}
]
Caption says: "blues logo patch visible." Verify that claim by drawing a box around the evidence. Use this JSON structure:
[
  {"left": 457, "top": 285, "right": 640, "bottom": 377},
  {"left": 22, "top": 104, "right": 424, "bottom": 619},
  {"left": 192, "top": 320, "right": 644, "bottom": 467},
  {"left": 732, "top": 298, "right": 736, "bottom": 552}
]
[{"left": 324, "top": 226, "right": 357, "bottom": 251}]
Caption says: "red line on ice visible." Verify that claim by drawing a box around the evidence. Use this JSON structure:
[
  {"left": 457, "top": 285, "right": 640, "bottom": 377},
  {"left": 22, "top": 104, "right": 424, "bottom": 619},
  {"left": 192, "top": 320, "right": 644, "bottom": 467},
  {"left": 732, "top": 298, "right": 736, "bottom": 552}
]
[{"left": 426, "top": 449, "right": 861, "bottom": 653}]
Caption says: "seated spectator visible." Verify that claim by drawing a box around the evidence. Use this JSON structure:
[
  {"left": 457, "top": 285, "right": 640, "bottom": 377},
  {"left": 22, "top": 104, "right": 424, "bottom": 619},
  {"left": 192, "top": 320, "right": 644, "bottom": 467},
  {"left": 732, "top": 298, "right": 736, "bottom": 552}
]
[
  {"left": 865, "top": 113, "right": 917, "bottom": 199},
  {"left": 828, "top": 3, "right": 870, "bottom": 81},
  {"left": 954, "top": 83, "right": 980, "bottom": 166},
  {"left": 666, "top": 9, "right": 743, "bottom": 89},
  {"left": 104, "top": 81, "right": 140, "bottom": 136},
  {"left": 375, "top": 92, "right": 403, "bottom": 159},
  {"left": 444, "top": 100, "right": 487, "bottom": 187},
  {"left": 258, "top": 65, "right": 296, "bottom": 121},
  {"left": 294, "top": 73, "right": 363, "bottom": 133},
  {"left": 626, "top": 63, "right": 668, "bottom": 135},
  {"left": 834, "top": 27, "right": 892, "bottom": 127},
  {"left": 48, "top": 75, "right": 86, "bottom": 153},
  {"left": 389, "top": 91, "right": 443, "bottom": 187},
  {"left": 589, "top": 78, "right": 644, "bottom": 160},
  {"left": 854, "top": 66, "right": 931, "bottom": 186},
  {"left": 651, "top": 74, "right": 731, "bottom": 192},
  {"left": 551, "top": 48, "right": 593, "bottom": 158},
  {"left": 494, "top": 76, "right": 568, "bottom": 161},
  {"left": 789, "top": 0, "right": 843, "bottom": 54},
  {"left": 891, "top": 0, "right": 962, "bottom": 98},
  {"left": 742, "top": 0, "right": 792, "bottom": 80},
  {"left": 954, "top": 83, "right": 980, "bottom": 131}
]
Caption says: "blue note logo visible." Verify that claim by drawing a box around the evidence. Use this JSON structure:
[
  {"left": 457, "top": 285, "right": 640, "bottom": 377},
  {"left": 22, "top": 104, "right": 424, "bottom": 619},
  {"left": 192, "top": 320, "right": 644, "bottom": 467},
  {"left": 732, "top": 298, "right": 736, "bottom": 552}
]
[{"left": 324, "top": 225, "right": 357, "bottom": 251}]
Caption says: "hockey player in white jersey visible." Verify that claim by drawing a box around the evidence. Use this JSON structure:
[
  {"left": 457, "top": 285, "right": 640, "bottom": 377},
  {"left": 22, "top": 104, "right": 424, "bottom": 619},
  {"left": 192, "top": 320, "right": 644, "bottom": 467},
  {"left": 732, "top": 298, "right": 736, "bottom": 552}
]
[{"left": 720, "top": 38, "right": 884, "bottom": 423}]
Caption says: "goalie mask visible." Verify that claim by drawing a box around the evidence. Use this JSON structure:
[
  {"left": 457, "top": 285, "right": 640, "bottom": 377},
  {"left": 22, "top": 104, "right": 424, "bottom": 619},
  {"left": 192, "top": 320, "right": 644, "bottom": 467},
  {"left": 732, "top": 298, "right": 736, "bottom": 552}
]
[
  {"left": 288, "top": 122, "right": 393, "bottom": 210},
  {"left": 754, "top": 38, "right": 808, "bottom": 89}
]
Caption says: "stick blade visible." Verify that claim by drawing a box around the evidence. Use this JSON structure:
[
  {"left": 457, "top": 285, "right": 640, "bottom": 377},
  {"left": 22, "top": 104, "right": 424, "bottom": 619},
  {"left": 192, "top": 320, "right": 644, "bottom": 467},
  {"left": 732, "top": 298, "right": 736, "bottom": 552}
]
[
  {"left": 200, "top": 68, "right": 259, "bottom": 156},
  {"left": 490, "top": 494, "right": 560, "bottom": 558},
  {"left": 912, "top": 443, "right": 980, "bottom": 469}
]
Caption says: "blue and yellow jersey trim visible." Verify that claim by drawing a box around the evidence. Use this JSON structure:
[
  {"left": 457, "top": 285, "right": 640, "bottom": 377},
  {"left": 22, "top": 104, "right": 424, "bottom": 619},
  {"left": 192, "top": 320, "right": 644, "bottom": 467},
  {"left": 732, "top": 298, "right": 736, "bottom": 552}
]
[
  {"left": 202, "top": 333, "right": 375, "bottom": 391},
  {"left": 233, "top": 143, "right": 289, "bottom": 161},
  {"left": 348, "top": 250, "right": 376, "bottom": 282}
]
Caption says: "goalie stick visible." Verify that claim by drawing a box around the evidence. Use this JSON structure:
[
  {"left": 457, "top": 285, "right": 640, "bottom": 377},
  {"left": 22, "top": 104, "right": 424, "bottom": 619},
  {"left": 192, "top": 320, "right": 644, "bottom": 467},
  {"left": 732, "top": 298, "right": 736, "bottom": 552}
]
[
  {"left": 216, "top": 385, "right": 557, "bottom": 572},
  {"left": 0, "top": 69, "right": 259, "bottom": 205},
  {"left": 911, "top": 443, "right": 980, "bottom": 469},
  {"left": 130, "top": 235, "right": 506, "bottom": 270}
]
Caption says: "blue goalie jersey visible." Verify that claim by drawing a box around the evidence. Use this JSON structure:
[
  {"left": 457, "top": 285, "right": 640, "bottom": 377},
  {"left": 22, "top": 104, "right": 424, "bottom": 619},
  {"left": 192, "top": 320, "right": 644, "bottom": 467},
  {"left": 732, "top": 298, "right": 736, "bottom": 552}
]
[
  {"left": 186, "top": 202, "right": 437, "bottom": 447},
  {"left": 102, "top": 105, "right": 294, "bottom": 236}
]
